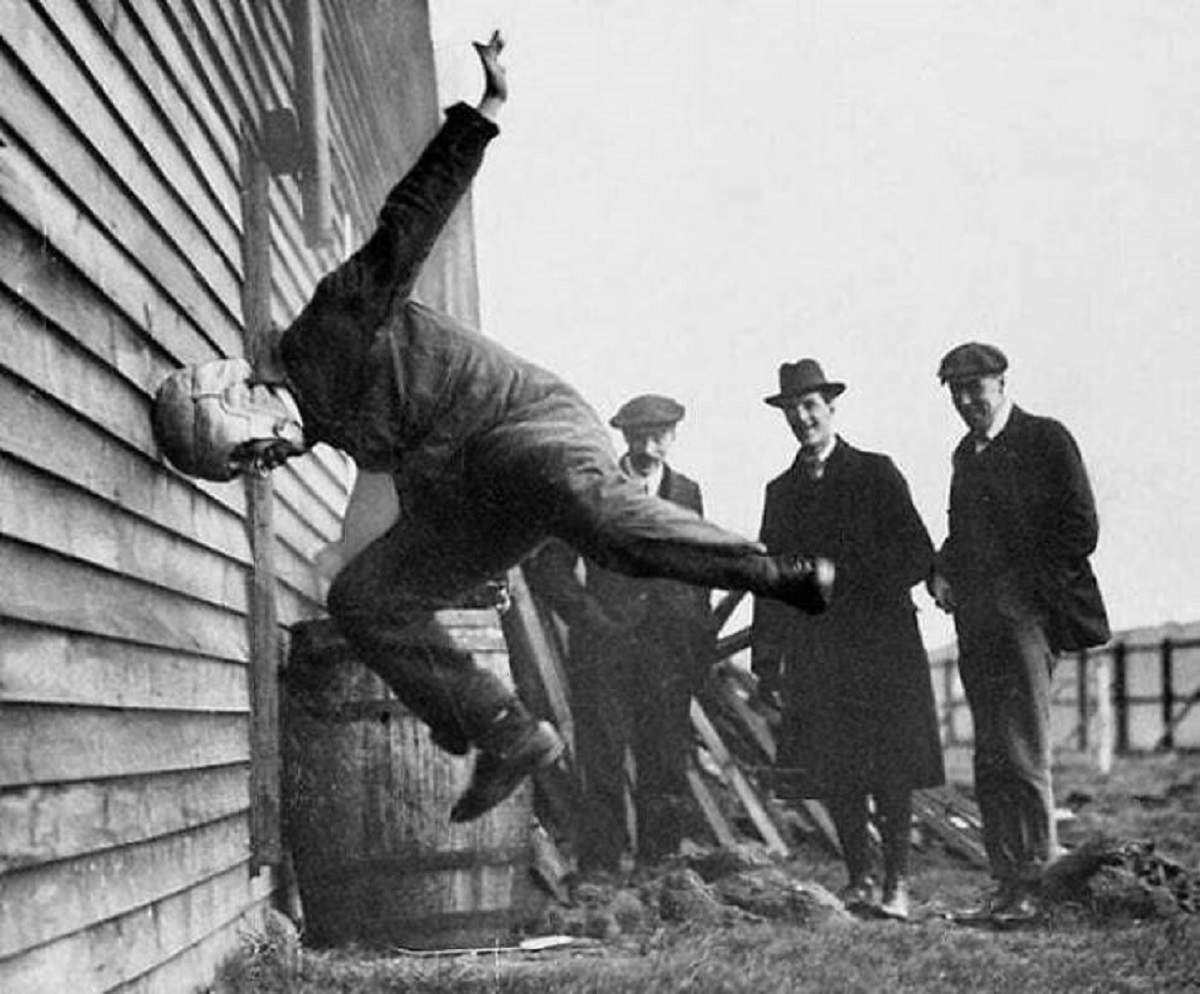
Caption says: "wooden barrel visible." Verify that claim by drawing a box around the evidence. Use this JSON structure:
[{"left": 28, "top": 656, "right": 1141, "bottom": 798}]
[{"left": 282, "top": 612, "right": 542, "bottom": 950}]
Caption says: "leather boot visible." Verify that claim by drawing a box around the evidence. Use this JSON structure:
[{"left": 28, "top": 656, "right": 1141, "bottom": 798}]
[
  {"left": 450, "top": 702, "right": 564, "bottom": 823},
  {"left": 770, "top": 555, "right": 835, "bottom": 613}
]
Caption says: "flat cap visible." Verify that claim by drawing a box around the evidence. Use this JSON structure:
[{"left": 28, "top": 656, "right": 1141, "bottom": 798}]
[
  {"left": 937, "top": 342, "right": 1008, "bottom": 383},
  {"left": 609, "top": 394, "right": 685, "bottom": 429}
]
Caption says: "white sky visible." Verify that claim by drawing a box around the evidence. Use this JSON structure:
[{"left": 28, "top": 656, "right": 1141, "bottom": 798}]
[{"left": 429, "top": 1, "right": 1200, "bottom": 648}]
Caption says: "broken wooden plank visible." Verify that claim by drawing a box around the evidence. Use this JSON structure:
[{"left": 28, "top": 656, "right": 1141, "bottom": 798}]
[
  {"left": 685, "top": 760, "right": 739, "bottom": 850},
  {"left": 911, "top": 787, "right": 988, "bottom": 868},
  {"left": 690, "top": 700, "right": 789, "bottom": 856},
  {"left": 501, "top": 567, "right": 575, "bottom": 757}
]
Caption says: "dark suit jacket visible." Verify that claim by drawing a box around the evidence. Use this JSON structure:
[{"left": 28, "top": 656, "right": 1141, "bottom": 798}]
[
  {"left": 939, "top": 405, "right": 1110, "bottom": 652},
  {"left": 752, "top": 439, "right": 944, "bottom": 794}
]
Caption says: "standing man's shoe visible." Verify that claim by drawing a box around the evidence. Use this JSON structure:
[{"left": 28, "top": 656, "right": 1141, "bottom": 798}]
[
  {"left": 450, "top": 712, "right": 564, "bottom": 823},
  {"left": 878, "top": 878, "right": 911, "bottom": 921},
  {"left": 990, "top": 883, "right": 1043, "bottom": 928},
  {"left": 947, "top": 881, "right": 1013, "bottom": 924},
  {"left": 772, "top": 554, "right": 836, "bottom": 613},
  {"left": 837, "top": 876, "right": 877, "bottom": 913}
]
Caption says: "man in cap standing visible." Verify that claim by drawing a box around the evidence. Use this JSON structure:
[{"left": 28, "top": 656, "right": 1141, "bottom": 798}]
[
  {"left": 930, "top": 343, "right": 1109, "bottom": 925},
  {"left": 526, "top": 395, "right": 719, "bottom": 873},
  {"left": 752, "top": 360, "right": 944, "bottom": 920}
]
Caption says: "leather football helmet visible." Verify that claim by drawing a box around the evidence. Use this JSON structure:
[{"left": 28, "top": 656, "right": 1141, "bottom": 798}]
[{"left": 151, "top": 358, "right": 303, "bottom": 481}]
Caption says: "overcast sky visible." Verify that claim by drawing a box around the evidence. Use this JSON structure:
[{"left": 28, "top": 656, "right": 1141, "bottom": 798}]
[{"left": 429, "top": 1, "right": 1200, "bottom": 648}]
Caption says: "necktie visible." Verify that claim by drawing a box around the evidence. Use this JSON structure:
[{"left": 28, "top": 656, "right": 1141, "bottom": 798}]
[{"left": 800, "top": 453, "right": 824, "bottom": 480}]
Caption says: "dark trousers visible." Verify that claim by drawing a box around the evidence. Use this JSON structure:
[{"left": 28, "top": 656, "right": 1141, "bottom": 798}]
[
  {"left": 570, "top": 625, "right": 702, "bottom": 871},
  {"left": 955, "top": 595, "right": 1057, "bottom": 884},
  {"left": 825, "top": 786, "right": 913, "bottom": 886}
]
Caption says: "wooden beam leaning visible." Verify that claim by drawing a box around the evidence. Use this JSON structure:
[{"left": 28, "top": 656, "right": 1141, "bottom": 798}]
[
  {"left": 239, "top": 129, "right": 281, "bottom": 872},
  {"left": 690, "top": 700, "right": 789, "bottom": 856},
  {"left": 685, "top": 759, "right": 739, "bottom": 850}
]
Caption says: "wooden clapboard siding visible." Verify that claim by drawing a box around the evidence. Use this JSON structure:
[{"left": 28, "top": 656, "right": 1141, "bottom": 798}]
[
  {"left": 0, "top": 621, "right": 246, "bottom": 713},
  {"left": 0, "top": 864, "right": 270, "bottom": 994},
  {"left": 0, "top": 706, "right": 248, "bottom": 787},
  {"left": 0, "top": 814, "right": 255, "bottom": 957},
  {"left": 0, "top": 459, "right": 250, "bottom": 613},
  {"left": 0, "top": 538, "right": 248, "bottom": 659},
  {"left": 0, "top": 0, "right": 478, "bottom": 989},
  {"left": 1, "top": 766, "right": 249, "bottom": 870},
  {"left": 5, "top": 1, "right": 243, "bottom": 358}
]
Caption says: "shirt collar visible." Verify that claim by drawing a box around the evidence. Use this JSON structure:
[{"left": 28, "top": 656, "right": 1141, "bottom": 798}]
[
  {"left": 801, "top": 435, "right": 838, "bottom": 465},
  {"left": 975, "top": 398, "right": 1013, "bottom": 450}
]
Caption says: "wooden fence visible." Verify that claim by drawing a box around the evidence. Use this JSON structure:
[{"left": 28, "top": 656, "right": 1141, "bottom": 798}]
[{"left": 931, "top": 634, "right": 1200, "bottom": 769}]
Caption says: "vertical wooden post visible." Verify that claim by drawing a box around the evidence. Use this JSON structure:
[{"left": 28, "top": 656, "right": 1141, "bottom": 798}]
[
  {"left": 1160, "top": 638, "right": 1175, "bottom": 751},
  {"left": 1076, "top": 650, "right": 1090, "bottom": 752},
  {"left": 1112, "top": 642, "right": 1129, "bottom": 755},
  {"left": 240, "top": 130, "right": 282, "bottom": 872},
  {"left": 292, "top": 0, "right": 333, "bottom": 247},
  {"left": 1094, "top": 652, "right": 1114, "bottom": 774}
]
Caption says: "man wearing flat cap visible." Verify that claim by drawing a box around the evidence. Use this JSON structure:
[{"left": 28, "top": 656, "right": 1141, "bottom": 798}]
[
  {"left": 526, "top": 395, "right": 717, "bottom": 873},
  {"left": 930, "top": 342, "right": 1109, "bottom": 925},
  {"left": 752, "top": 360, "right": 944, "bottom": 920}
]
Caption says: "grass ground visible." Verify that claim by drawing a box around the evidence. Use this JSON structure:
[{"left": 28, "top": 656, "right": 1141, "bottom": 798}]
[{"left": 217, "top": 752, "right": 1200, "bottom": 993}]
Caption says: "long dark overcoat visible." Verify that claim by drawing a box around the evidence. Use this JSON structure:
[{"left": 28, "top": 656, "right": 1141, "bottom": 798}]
[{"left": 753, "top": 439, "right": 945, "bottom": 796}]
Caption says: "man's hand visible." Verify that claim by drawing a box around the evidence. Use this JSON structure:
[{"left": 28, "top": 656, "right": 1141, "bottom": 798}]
[
  {"left": 927, "top": 570, "right": 956, "bottom": 613},
  {"left": 473, "top": 30, "right": 507, "bottom": 121}
]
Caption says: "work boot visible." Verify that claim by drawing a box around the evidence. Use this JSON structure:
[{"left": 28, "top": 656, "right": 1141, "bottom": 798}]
[
  {"left": 430, "top": 724, "right": 471, "bottom": 756},
  {"left": 770, "top": 554, "right": 835, "bottom": 613},
  {"left": 450, "top": 705, "right": 564, "bottom": 823}
]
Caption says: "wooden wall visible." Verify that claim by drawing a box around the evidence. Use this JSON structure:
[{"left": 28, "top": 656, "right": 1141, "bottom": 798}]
[{"left": 0, "top": 1, "right": 480, "bottom": 990}]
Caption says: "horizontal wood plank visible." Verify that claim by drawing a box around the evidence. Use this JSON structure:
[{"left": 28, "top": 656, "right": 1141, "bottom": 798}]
[
  {"left": 0, "top": 8, "right": 241, "bottom": 355},
  {"left": 0, "top": 375, "right": 250, "bottom": 563},
  {"left": 0, "top": 765, "right": 248, "bottom": 871},
  {"left": 112, "top": 885, "right": 273, "bottom": 994},
  {"left": 0, "top": 704, "right": 248, "bottom": 788},
  {"left": 0, "top": 621, "right": 247, "bottom": 712},
  {"left": 0, "top": 456, "right": 250, "bottom": 613},
  {"left": 0, "top": 537, "right": 248, "bottom": 662},
  {"left": 0, "top": 863, "right": 270, "bottom": 994},
  {"left": 0, "top": 812, "right": 251, "bottom": 957}
]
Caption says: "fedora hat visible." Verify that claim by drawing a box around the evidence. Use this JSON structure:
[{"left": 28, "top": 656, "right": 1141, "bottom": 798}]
[{"left": 764, "top": 359, "right": 846, "bottom": 407}]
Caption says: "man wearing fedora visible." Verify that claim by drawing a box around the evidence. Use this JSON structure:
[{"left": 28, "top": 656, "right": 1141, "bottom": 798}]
[
  {"left": 930, "top": 343, "right": 1109, "bottom": 925},
  {"left": 752, "top": 360, "right": 945, "bottom": 920},
  {"left": 526, "top": 395, "right": 720, "bottom": 873}
]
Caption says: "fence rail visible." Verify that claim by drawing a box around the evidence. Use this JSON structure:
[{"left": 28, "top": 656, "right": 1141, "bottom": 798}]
[{"left": 931, "top": 635, "right": 1200, "bottom": 768}]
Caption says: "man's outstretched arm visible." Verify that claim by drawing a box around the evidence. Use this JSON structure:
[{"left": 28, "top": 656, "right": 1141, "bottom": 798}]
[
  {"left": 355, "top": 30, "right": 507, "bottom": 305},
  {"left": 277, "top": 32, "right": 507, "bottom": 393}
]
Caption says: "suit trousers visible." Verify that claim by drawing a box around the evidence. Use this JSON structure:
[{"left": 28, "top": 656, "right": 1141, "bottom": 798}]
[
  {"left": 955, "top": 593, "right": 1058, "bottom": 884},
  {"left": 570, "top": 622, "right": 702, "bottom": 871}
]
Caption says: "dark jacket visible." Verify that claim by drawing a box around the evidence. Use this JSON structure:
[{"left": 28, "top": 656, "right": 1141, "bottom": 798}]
[
  {"left": 752, "top": 439, "right": 944, "bottom": 795},
  {"left": 279, "top": 103, "right": 583, "bottom": 484},
  {"left": 939, "top": 405, "right": 1110, "bottom": 652}
]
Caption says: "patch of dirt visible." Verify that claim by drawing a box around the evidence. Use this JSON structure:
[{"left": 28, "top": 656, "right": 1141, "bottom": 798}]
[{"left": 529, "top": 843, "right": 853, "bottom": 945}]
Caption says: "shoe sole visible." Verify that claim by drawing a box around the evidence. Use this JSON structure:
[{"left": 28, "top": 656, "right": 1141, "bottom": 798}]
[{"left": 449, "top": 723, "right": 564, "bottom": 823}]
